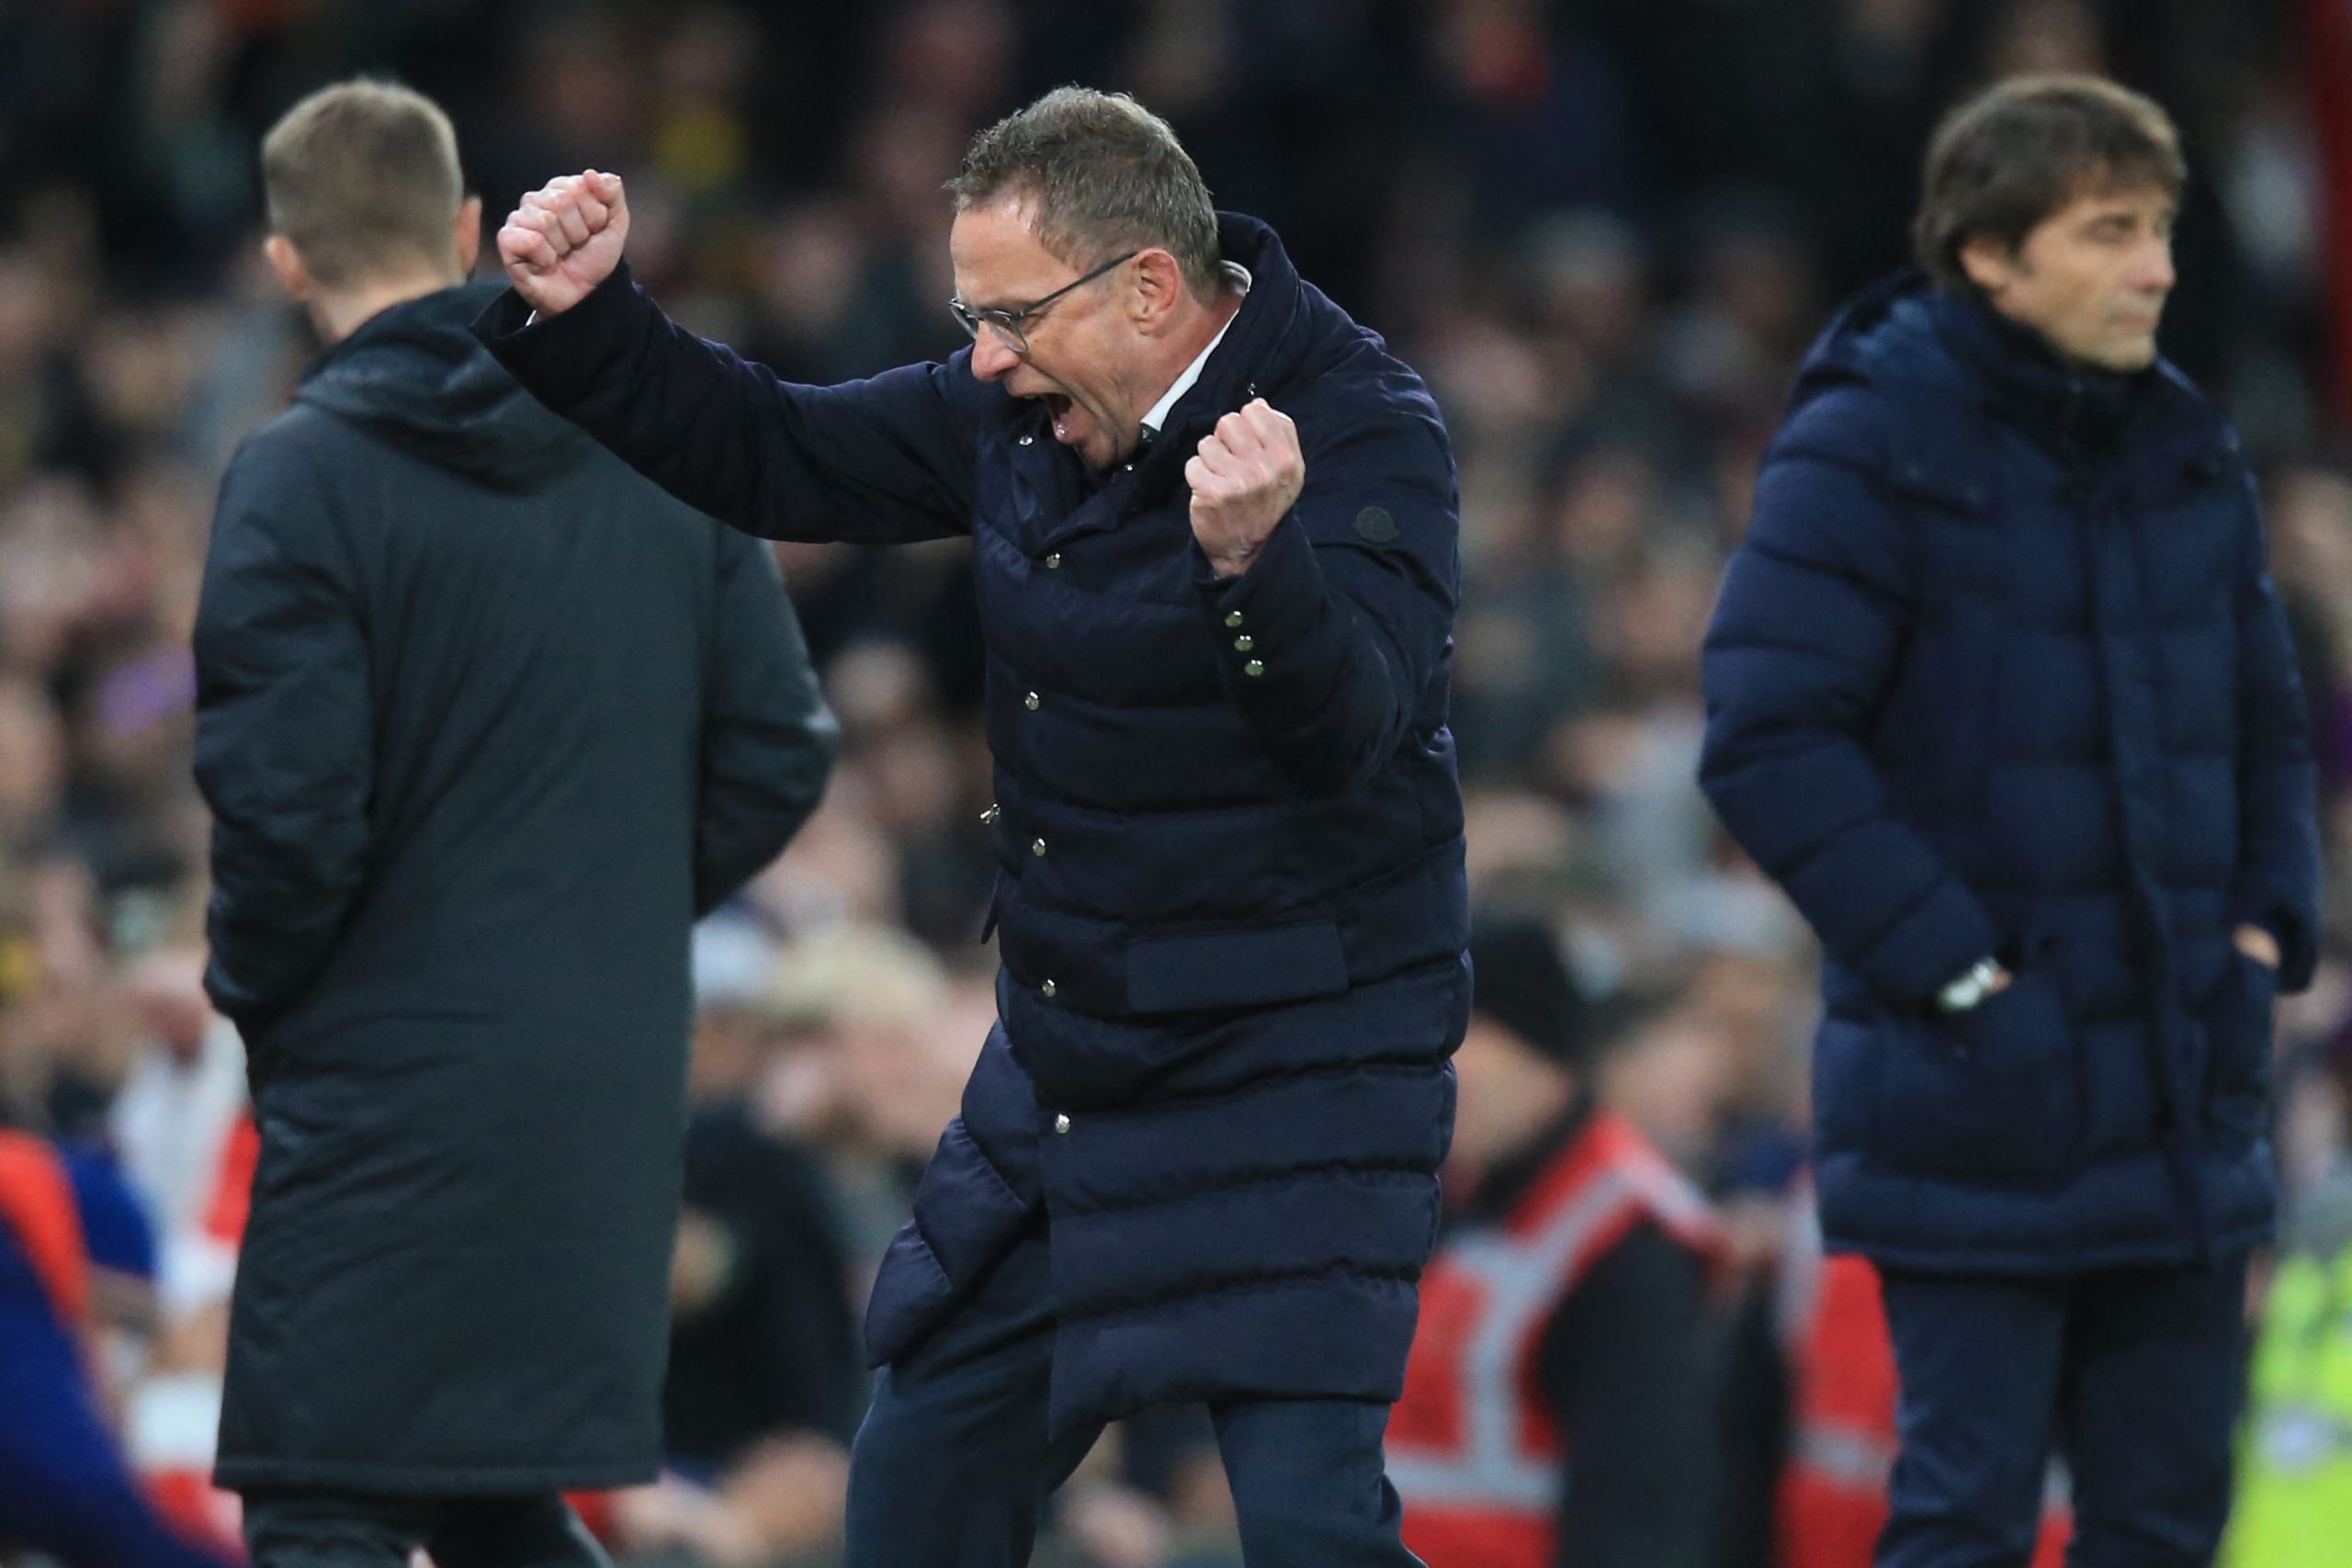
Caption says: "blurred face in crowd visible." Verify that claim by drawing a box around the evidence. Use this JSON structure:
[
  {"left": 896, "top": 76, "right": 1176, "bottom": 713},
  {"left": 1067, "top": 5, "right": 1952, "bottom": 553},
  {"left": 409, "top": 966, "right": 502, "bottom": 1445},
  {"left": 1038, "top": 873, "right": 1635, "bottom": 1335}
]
[
  {"left": 127, "top": 945, "right": 210, "bottom": 1061},
  {"left": 0, "top": 679, "right": 66, "bottom": 842},
  {"left": 949, "top": 196, "right": 1192, "bottom": 468},
  {"left": 1601, "top": 1010, "right": 1735, "bottom": 1170},
  {"left": 1962, "top": 179, "right": 2177, "bottom": 372},
  {"left": 1444, "top": 1016, "right": 1576, "bottom": 1182},
  {"left": 688, "top": 1003, "right": 770, "bottom": 1103}
]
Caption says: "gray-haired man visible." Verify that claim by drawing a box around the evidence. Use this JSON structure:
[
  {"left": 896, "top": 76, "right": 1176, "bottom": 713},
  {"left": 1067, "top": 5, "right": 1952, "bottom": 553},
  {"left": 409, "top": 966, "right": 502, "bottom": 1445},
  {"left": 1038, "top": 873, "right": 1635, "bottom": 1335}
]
[{"left": 477, "top": 87, "right": 1468, "bottom": 1566}]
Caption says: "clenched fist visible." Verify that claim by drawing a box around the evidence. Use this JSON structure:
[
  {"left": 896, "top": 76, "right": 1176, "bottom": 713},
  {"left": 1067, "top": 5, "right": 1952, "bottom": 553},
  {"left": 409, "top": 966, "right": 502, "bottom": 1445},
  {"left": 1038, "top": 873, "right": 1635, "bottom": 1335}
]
[
  {"left": 1187, "top": 400, "right": 1304, "bottom": 579},
  {"left": 498, "top": 170, "right": 629, "bottom": 317}
]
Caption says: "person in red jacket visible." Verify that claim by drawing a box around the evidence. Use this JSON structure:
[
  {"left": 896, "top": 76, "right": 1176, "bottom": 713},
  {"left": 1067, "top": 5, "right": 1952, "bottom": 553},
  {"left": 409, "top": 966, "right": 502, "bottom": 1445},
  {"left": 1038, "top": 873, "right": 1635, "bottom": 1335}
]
[{"left": 1388, "top": 910, "right": 1722, "bottom": 1568}]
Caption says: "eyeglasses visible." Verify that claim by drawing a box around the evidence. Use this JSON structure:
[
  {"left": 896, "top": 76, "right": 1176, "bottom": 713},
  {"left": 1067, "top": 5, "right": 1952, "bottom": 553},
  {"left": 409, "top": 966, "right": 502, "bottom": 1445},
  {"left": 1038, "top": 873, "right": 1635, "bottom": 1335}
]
[{"left": 949, "top": 251, "right": 1137, "bottom": 356}]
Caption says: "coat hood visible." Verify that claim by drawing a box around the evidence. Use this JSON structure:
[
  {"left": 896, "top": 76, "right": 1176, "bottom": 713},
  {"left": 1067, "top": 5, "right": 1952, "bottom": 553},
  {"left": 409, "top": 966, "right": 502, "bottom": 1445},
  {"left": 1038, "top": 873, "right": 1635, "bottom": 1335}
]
[
  {"left": 1791, "top": 267, "right": 2183, "bottom": 469},
  {"left": 1154, "top": 213, "right": 1317, "bottom": 441},
  {"left": 297, "top": 281, "right": 591, "bottom": 492},
  {"left": 1109, "top": 212, "right": 1400, "bottom": 503}
]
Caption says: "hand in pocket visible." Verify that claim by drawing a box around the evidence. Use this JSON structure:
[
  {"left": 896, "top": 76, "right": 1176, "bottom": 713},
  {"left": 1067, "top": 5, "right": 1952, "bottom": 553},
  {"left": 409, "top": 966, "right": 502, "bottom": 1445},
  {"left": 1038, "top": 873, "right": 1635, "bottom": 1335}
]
[
  {"left": 1874, "top": 968, "right": 2081, "bottom": 1180},
  {"left": 2206, "top": 951, "right": 2278, "bottom": 1119}
]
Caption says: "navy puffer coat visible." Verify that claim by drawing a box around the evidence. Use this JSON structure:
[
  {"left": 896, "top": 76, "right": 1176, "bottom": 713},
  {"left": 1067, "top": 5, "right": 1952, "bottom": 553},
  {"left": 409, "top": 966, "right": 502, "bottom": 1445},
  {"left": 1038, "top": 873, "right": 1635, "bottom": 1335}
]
[
  {"left": 1700, "top": 273, "right": 2318, "bottom": 1273},
  {"left": 479, "top": 215, "right": 1469, "bottom": 1433}
]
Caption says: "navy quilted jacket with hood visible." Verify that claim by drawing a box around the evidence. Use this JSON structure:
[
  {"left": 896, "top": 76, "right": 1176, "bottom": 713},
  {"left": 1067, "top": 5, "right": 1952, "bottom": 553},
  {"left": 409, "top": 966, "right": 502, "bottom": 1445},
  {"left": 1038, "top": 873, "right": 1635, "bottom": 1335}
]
[{"left": 1701, "top": 272, "right": 2319, "bottom": 1272}]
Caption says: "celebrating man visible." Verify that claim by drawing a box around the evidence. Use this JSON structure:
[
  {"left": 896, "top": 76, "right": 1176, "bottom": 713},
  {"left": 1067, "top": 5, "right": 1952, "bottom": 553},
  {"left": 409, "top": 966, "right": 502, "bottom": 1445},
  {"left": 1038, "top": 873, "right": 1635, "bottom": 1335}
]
[{"left": 479, "top": 87, "right": 1468, "bottom": 1567}]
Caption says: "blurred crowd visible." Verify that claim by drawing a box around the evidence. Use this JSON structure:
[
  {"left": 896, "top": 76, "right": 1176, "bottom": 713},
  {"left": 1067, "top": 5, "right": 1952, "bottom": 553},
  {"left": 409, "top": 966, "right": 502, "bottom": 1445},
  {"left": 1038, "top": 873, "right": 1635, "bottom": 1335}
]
[{"left": 5, "top": 1, "right": 2352, "bottom": 1565}]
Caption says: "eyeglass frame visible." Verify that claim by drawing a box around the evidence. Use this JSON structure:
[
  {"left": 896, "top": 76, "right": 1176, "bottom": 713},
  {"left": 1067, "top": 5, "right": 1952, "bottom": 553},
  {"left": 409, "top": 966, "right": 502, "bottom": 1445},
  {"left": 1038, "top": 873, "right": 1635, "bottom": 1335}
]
[{"left": 949, "top": 250, "right": 1139, "bottom": 356}]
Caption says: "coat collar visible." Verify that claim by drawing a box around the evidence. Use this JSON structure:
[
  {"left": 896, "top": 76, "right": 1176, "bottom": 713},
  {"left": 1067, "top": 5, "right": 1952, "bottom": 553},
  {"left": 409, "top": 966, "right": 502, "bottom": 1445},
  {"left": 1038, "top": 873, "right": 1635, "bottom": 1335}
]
[
  {"left": 1921, "top": 288, "right": 2165, "bottom": 474},
  {"left": 1104, "top": 214, "right": 1320, "bottom": 508},
  {"left": 1794, "top": 268, "right": 2222, "bottom": 487},
  {"left": 1141, "top": 213, "right": 1312, "bottom": 447},
  {"left": 1140, "top": 262, "right": 1251, "bottom": 439}
]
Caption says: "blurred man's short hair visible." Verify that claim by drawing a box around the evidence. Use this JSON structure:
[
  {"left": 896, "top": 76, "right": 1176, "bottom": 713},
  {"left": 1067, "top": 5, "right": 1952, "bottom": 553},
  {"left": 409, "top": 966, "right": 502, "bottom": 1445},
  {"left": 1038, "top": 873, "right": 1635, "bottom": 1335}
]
[
  {"left": 948, "top": 86, "right": 1226, "bottom": 300},
  {"left": 1913, "top": 73, "right": 2186, "bottom": 294},
  {"left": 261, "top": 78, "right": 464, "bottom": 289},
  {"left": 768, "top": 924, "right": 949, "bottom": 1038}
]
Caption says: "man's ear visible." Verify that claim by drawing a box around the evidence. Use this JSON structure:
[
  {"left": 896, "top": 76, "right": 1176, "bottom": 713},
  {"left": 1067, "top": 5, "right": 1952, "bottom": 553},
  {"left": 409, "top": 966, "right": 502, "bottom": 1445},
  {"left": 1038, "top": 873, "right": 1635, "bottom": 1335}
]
[
  {"left": 1128, "top": 248, "right": 1184, "bottom": 332},
  {"left": 263, "top": 233, "right": 311, "bottom": 301},
  {"left": 455, "top": 195, "right": 483, "bottom": 276},
  {"left": 1958, "top": 231, "right": 2024, "bottom": 297}
]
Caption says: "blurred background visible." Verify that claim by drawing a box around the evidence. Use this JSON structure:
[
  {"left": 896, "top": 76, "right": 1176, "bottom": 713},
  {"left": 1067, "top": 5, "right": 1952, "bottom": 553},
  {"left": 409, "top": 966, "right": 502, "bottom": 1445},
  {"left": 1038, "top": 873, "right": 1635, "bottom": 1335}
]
[{"left": 6, "top": 1, "right": 2352, "bottom": 1565}]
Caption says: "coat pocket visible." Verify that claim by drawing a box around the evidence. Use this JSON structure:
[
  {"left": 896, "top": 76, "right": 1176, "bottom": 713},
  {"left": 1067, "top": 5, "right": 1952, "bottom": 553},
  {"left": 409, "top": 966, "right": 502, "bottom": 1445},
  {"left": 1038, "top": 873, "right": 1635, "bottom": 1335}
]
[
  {"left": 1871, "top": 967, "right": 2082, "bottom": 1180},
  {"left": 1125, "top": 920, "right": 1349, "bottom": 1014},
  {"left": 2204, "top": 953, "right": 2278, "bottom": 1143}
]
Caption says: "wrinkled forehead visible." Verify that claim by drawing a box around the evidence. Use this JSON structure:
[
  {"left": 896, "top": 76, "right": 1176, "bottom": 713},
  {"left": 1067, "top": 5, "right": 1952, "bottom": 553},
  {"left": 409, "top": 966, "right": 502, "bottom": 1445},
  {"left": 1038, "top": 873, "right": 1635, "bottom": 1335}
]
[{"left": 948, "top": 195, "right": 1069, "bottom": 309}]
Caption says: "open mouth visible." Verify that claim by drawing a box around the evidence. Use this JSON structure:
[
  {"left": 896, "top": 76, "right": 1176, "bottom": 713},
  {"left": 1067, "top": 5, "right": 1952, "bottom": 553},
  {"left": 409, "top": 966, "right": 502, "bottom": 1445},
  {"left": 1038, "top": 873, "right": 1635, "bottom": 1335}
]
[{"left": 1041, "top": 392, "right": 1075, "bottom": 441}]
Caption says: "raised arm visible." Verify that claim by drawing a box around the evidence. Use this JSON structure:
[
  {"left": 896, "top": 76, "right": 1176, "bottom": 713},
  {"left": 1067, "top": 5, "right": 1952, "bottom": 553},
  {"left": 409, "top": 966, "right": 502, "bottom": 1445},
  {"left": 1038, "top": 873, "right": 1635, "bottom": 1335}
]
[{"left": 477, "top": 172, "right": 978, "bottom": 546}]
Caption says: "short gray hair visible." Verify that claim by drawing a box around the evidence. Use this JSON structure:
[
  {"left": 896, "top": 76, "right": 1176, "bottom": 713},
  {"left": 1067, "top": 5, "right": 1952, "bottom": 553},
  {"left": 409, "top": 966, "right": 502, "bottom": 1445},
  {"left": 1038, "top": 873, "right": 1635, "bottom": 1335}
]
[{"left": 948, "top": 87, "right": 1226, "bottom": 300}]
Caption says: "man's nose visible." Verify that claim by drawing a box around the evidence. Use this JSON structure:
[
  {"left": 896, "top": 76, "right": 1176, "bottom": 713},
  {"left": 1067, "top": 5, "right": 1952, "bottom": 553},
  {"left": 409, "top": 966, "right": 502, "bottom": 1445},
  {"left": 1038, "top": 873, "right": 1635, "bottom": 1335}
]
[
  {"left": 969, "top": 330, "right": 1021, "bottom": 382},
  {"left": 2133, "top": 236, "right": 2177, "bottom": 296}
]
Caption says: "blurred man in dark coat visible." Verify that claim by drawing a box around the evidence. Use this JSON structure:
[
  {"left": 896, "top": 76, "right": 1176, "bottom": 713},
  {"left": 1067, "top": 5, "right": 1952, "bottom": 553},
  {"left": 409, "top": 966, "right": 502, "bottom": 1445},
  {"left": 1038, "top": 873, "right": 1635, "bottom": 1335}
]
[
  {"left": 1701, "top": 76, "right": 2319, "bottom": 1568},
  {"left": 193, "top": 80, "right": 834, "bottom": 1568},
  {"left": 479, "top": 86, "right": 1466, "bottom": 1568}
]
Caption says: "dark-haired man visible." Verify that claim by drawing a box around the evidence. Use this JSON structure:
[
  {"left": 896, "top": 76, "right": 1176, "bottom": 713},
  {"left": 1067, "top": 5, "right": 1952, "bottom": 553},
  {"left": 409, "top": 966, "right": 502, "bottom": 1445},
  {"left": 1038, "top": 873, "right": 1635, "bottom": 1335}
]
[
  {"left": 1701, "top": 74, "right": 2318, "bottom": 1568},
  {"left": 196, "top": 79, "right": 834, "bottom": 1568},
  {"left": 478, "top": 85, "right": 1466, "bottom": 1568}
]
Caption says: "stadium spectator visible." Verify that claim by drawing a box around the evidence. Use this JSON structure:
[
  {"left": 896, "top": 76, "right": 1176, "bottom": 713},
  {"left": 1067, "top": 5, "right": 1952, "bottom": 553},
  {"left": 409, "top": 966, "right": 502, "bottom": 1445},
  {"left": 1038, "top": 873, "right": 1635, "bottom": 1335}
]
[
  {"left": 1389, "top": 909, "right": 1722, "bottom": 1568},
  {"left": 0, "top": 1125, "right": 239, "bottom": 1568},
  {"left": 2224, "top": 1024, "right": 2352, "bottom": 1566},
  {"left": 633, "top": 919, "right": 863, "bottom": 1560}
]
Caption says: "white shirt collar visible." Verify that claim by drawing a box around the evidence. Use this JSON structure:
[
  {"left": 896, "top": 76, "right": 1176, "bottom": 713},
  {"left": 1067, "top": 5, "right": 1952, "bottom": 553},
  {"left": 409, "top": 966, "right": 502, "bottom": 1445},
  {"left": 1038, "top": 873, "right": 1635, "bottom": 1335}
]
[{"left": 1140, "top": 263, "right": 1253, "bottom": 441}]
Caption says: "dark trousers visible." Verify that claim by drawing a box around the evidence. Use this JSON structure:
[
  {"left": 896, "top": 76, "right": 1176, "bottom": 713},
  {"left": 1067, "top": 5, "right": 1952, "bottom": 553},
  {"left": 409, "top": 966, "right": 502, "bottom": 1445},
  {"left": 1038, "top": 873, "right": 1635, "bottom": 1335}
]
[
  {"left": 242, "top": 1491, "right": 611, "bottom": 1568},
  {"left": 845, "top": 1221, "right": 1422, "bottom": 1567},
  {"left": 1876, "top": 1255, "right": 2249, "bottom": 1568}
]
